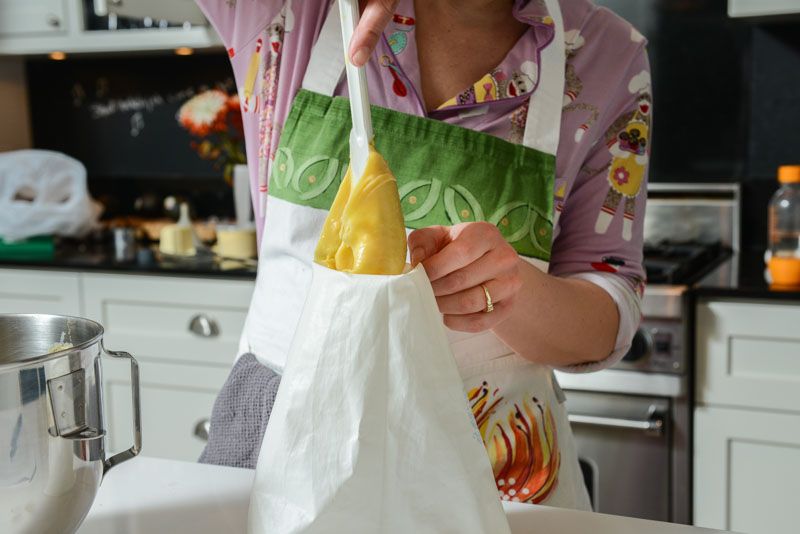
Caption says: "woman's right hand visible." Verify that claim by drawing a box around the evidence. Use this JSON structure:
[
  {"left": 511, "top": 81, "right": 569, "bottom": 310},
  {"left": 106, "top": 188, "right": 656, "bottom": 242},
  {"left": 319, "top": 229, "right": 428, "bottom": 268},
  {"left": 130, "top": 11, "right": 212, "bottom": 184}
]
[{"left": 349, "top": 0, "right": 400, "bottom": 66}]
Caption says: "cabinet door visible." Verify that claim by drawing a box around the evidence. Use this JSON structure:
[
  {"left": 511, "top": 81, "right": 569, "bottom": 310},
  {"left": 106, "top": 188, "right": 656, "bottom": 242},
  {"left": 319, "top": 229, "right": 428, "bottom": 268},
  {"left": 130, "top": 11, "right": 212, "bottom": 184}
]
[
  {"left": 728, "top": 0, "right": 800, "bottom": 17},
  {"left": 82, "top": 273, "right": 254, "bottom": 461},
  {"left": 697, "top": 300, "right": 800, "bottom": 414},
  {"left": 694, "top": 406, "right": 800, "bottom": 534},
  {"left": 0, "top": 0, "right": 67, "bottom": 36},
  {"left": 0, "top": 268, "right": 81, "bottom": 316},
  {"left": 82, "top": 273, "right": 254, "bottom": 367},
  {"left": 102, "top": 357, "right": 230, "bottom": 462}
]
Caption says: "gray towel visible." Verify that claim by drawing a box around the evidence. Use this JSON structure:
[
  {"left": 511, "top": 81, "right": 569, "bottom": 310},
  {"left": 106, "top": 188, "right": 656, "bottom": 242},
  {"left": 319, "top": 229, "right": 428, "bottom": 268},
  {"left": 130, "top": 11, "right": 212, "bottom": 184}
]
[{"left": 198, "top": 353, "right": 281, "bottom": 469}]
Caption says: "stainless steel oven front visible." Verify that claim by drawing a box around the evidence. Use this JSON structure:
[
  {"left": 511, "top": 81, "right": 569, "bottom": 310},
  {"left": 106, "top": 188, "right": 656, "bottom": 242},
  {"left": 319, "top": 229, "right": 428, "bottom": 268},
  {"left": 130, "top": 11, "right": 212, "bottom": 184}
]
[
  {"left": 555, "top": 312, "right": 691, "bottom": 524},
  {"left": 567, "top": 390, "right": 673, "bottom": 521}
]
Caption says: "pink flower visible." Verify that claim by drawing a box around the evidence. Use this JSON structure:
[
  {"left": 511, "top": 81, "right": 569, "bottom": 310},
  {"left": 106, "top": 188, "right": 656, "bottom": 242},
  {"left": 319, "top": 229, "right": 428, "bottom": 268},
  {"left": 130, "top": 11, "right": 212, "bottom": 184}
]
[{"left": 613, "top": 166, "right": 630, "bottom": 186}]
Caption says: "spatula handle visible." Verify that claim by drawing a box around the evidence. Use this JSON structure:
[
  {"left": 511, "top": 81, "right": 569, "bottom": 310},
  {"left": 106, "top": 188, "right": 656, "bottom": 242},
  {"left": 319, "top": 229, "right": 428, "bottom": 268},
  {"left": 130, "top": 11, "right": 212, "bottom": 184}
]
[{"left": 338, "top": 0, "right": 374, "bottom": 146}]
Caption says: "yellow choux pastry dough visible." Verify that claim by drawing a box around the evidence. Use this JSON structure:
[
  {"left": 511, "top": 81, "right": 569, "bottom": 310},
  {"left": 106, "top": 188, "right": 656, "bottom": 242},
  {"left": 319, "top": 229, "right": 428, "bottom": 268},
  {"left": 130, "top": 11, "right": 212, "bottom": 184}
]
[{"left": 314, "top": 147, "right": 407, "bottom": 275}]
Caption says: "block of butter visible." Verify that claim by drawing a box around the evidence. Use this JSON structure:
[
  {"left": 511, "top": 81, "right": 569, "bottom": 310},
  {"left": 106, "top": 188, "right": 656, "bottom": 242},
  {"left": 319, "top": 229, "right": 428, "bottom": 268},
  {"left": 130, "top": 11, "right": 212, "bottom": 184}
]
[{"left": 314, "top": 147, "right": 407, "bottom": 275}]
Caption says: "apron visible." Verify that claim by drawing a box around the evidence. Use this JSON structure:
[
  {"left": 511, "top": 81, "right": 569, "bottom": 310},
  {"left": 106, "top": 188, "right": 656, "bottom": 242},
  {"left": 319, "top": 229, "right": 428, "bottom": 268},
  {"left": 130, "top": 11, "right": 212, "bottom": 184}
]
[{"left": 240, "top": 0, "right": 591, "bottom": 510}]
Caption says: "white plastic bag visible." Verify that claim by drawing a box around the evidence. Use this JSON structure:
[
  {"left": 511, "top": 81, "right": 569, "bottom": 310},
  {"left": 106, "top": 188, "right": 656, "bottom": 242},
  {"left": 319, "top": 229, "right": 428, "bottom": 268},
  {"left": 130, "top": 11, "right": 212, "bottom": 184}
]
[
  {"left": 248, "top": 264, "right": 511, "bottom": 534},
  {"left": 0, "top": 150, "right": 101, "bottom": 241}
]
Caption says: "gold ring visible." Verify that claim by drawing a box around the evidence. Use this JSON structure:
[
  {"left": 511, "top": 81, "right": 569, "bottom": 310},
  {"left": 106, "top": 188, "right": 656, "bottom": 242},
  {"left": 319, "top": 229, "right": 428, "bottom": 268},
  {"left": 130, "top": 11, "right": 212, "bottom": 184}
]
[{"left": 480, "top": 284, "right": 494, "bottom": 313}]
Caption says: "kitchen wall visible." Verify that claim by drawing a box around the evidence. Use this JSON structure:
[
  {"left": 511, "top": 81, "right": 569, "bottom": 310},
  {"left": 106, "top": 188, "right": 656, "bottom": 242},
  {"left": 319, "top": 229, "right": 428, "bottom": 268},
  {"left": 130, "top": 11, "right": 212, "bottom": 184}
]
[
  {"left": 0, "top": 57, "right": 31, "bottom": 151},
  {"left": 741, "top": 21, "right": 800, "bottom": 253},
  {"left": 748, "top": 24, "right": 800, "bottom": 179}
]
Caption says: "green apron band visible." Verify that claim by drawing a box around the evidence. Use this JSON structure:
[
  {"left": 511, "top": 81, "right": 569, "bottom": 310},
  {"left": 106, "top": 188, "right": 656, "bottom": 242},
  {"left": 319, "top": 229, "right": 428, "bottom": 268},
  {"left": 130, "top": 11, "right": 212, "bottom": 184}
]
[{"left": 270, "top": 89, "right": 556, "bottom": 260}]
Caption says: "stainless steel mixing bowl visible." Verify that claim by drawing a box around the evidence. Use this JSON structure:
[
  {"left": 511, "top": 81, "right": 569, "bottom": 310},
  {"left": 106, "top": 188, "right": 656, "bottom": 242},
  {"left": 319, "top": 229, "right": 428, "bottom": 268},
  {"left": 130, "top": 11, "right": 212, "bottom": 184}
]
[{"left": 0, "top": 314, "right": 141, "bottom": 534}]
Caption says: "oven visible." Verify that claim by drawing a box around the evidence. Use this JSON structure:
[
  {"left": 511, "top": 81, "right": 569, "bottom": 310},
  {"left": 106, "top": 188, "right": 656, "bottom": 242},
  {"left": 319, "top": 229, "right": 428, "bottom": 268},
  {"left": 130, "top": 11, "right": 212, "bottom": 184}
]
[
  {"left": 556, "top": 183, "right": 739, "bottom": 525},
  {"left": 569, "top": 391, "right": 672, "bottom": 520},
  {"left": 557, "top": 317, "right": 690, "bottom": 524}
]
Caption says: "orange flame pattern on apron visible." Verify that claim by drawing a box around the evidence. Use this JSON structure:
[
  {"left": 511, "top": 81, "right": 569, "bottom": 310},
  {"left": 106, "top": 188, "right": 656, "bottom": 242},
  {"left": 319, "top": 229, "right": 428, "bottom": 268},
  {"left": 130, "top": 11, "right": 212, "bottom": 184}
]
[{"left": 469, "top": 381, "right": 560, "bottom": 503}]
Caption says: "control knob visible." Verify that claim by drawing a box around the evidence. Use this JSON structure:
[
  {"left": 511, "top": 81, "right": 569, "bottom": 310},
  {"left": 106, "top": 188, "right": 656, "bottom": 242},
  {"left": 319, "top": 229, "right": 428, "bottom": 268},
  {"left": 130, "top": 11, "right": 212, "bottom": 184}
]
[{"left": 623, "top": 329, "right": 652, "bottom": 362}]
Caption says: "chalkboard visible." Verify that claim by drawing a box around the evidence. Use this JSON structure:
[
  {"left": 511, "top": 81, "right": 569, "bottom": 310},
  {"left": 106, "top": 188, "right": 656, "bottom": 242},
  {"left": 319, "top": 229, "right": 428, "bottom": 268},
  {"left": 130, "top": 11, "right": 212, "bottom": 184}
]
[{"left": 27, "top": 53, "right": 238, "bottom": 180}]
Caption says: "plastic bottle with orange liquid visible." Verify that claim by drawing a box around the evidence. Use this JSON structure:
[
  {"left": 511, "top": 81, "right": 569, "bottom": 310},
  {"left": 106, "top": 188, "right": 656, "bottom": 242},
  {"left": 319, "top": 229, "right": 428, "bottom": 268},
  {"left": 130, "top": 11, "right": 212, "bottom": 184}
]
[{"left": 766, "top": 165, "right": 800, "bottom": 287}]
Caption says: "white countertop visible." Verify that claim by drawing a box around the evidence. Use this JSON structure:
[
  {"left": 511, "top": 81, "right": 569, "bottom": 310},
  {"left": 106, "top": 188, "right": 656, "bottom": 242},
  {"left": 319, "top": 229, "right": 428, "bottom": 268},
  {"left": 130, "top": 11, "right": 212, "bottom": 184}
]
[{"left": 79, "top": 456, "right": 730, "bottom": 534}]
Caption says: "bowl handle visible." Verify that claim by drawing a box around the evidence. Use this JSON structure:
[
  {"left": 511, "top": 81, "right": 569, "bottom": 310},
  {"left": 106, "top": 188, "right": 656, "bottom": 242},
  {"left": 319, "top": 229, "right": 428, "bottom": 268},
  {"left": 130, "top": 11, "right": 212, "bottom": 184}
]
[{"left": 101, "top": 348, "right": 142, "bottom": 475}]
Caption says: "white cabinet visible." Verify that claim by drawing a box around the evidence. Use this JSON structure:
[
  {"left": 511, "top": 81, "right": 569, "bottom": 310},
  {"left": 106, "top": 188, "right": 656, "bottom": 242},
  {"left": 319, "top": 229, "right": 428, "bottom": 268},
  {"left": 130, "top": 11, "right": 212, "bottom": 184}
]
[
  {"left": 82, "top": 273, "right": 252, "bottom": 367},
  {"left": 694, "top": 299, "right": 800, "bottom": 534},
  {"left": 0, "top": 0, "right": 221, "bottom": 55},
  {"left": 0, "top": 0, "right": 68, "bottom": 37},
  {"left": 82, "top": 273, "right": 254, "bottom": 461},
  {"left": 102, "top": 358, "right": 228, "bottom": 462},
  {"left": 0, "top": 267, "right": 81, "bottom": 315},
  {"left": 694, "top": 407, "right": 800, "bottom": 534},
  {"left": 697, "top": 300, "right": 800, "bottom": 412},
  {"left": 0, "top": 267, "right": 254, "bottom": 462},
  {"left": 729, "top": 0, "right": 800, "bottom": 18}
]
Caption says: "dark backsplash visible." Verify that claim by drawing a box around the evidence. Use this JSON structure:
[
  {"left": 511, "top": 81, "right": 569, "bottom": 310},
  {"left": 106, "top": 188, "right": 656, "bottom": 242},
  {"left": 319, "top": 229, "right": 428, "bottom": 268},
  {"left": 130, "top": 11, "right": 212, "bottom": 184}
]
[
  {"left": 748, "top": 24, "right": 800, "bottom": 179},
  {"left": 739, "top": 22, "right": 799, "bottom": 253}
]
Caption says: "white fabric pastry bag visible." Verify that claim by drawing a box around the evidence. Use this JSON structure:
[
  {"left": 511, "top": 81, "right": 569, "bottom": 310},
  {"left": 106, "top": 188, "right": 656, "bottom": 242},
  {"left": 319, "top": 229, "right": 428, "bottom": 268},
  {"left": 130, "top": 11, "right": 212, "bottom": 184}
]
[{"left": 248, "top": 264, "right": 512, "bottom": 534}]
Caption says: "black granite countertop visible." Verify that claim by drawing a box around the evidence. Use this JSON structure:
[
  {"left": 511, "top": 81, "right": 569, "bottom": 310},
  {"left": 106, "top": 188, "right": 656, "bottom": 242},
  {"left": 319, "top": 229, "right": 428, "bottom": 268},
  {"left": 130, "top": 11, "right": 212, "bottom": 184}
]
[
  {"left": 0, "top": 240, "right": 257, "bottom": 280},
  {"left": 693, "top": 251, "right": 800, "bottom": 301}
]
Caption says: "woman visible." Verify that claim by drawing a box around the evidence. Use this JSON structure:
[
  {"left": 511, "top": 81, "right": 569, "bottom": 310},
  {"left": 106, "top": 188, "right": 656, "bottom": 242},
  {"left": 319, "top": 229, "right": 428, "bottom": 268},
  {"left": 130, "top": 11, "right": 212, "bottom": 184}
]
[{"left": 197, "top": 0, "right": 650, "bottom": 510}]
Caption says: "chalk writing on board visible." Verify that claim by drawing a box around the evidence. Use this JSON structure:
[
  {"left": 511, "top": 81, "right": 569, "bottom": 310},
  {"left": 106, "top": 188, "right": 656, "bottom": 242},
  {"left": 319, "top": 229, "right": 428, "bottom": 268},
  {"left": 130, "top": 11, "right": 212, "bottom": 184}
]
[
  {"left": 85, "top": 78, "right": 235, "bottom": 121},
  {"left": 130, "top": 112, "right": 145, "bottom": 137},
  {"left": 90, "top": 94, "right": 164, "bottom": 118}
]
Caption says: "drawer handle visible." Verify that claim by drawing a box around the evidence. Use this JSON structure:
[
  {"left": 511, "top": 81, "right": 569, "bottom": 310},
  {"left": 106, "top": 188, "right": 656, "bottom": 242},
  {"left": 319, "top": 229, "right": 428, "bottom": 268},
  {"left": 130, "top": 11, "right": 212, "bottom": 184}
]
[
  {"left": 194, "top": 418, "right": 211, "bottom": 441},
  {"left": 188, "top": 314, "right": 220, "bottom": 338},
  {"left": 568, "top": 405, "right": 666, "bottom": 437}
]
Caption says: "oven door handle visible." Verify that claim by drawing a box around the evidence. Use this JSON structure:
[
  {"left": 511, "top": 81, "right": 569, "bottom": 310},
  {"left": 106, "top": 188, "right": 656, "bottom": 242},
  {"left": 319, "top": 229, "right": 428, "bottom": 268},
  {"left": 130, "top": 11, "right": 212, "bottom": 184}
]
[{"left": 568, "top": 405, "right": 666, "bottom": 437}]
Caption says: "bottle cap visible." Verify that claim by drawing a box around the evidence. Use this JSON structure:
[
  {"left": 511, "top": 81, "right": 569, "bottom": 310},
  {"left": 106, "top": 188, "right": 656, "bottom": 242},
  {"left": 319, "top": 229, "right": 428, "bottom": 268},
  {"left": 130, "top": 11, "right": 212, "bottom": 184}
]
[{"left": 778, "top": 165, "right": 800, "bottom": 184}]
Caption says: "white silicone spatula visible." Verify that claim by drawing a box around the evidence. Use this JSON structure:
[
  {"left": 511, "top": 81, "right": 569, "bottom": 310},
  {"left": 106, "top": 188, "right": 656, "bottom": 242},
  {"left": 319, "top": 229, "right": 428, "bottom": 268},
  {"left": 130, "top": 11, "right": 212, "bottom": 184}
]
[{"left": 338, "top": 0, "right": 374, "bottom": 185}]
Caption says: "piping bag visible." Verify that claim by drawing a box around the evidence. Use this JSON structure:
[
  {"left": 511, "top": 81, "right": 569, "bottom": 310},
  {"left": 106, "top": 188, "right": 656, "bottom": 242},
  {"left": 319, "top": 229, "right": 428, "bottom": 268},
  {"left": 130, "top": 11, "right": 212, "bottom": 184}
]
[{"left": 313, "top": 0, "right": 407, "bottom": 275}]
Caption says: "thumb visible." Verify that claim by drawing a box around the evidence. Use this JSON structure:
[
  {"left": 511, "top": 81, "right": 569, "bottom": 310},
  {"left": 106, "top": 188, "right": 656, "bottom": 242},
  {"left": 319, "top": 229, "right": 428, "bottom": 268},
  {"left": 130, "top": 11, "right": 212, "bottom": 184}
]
[
  {"left": 408, "top": 226, "right": 450, "bottom": 266},
  {"left": 350, "top": 0, "right": 399, "bottom": 66}
]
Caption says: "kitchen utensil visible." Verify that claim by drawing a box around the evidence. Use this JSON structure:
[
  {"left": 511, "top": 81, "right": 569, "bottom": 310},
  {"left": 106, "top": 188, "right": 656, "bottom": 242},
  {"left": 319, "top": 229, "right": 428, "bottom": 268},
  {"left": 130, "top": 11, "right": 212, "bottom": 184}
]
[
  {"left": 338, "top": 0, "right": 374, "bottom": 184},
  {"left": 249, "top": 265, "right": 511, "bottom": 534},
  {"left": 112, "top": 227, "right": 137, "bottom": 262},
  {"left": 0, "top": 314, "right": 141, "bottom": 534},
  {"left": 232, "top": 164, "right": 253, "bottom": 227}
]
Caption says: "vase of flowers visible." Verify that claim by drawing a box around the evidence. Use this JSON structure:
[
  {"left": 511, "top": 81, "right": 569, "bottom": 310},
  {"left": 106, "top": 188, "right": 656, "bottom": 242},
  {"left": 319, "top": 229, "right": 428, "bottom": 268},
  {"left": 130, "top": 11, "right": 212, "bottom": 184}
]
[{"left": 178, "top": 89, "right": 245, "bottom": 185}]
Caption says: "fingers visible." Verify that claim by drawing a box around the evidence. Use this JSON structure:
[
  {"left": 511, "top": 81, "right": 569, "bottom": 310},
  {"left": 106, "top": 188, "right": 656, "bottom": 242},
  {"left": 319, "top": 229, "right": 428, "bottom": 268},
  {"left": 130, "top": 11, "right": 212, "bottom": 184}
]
[
  {"left": 420, "top": 222, "right": 499, "bottom": 282},
  {"left": 408, "top": 226, "right": 450, "bottom": 266},
  {"left": 430, "top": 245, "right": 519, "bottom": 297},
  {"left": 443, "top": 297, "right": 517, "bottom": 334},
  {"left": 350, "top": 0, "right": 398, "bottom": 66},
  {"left": 436, "top": 277, "right": 520, "bottom": 315}
]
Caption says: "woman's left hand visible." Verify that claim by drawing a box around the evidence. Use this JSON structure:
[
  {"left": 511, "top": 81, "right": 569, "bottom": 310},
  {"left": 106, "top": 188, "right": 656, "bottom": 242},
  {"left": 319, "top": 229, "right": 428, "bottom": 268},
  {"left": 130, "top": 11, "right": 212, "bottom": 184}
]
[{"left": 409, "top": 222, "right": 522, "bottom": 333}]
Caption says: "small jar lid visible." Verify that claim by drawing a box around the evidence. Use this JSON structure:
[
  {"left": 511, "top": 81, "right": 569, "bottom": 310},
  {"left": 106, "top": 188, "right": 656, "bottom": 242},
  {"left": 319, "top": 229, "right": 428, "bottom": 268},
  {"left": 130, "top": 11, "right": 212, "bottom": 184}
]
[{"left": 778, "top": 165, "right": 800, "bottom": 184}]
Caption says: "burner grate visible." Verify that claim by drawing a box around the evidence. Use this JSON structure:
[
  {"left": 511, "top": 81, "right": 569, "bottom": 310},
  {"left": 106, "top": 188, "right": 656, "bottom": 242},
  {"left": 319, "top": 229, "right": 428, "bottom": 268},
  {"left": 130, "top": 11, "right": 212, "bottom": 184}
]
[{"left": 643, "top": 240, "right": 725, "bottom": 285}]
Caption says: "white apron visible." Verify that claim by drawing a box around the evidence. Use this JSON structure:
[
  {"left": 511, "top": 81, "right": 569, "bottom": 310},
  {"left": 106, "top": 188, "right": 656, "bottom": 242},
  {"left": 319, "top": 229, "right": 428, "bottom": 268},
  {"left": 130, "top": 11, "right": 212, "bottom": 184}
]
[{"left": 240, "top": 0, "right": 591, "bottom": 510}]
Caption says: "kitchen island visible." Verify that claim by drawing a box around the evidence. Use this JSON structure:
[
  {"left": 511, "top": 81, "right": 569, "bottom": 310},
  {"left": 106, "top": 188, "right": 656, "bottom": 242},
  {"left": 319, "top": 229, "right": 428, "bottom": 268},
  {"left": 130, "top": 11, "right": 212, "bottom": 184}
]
[{"left": 79, "top": 456, "right": 732, "bottom": 534}]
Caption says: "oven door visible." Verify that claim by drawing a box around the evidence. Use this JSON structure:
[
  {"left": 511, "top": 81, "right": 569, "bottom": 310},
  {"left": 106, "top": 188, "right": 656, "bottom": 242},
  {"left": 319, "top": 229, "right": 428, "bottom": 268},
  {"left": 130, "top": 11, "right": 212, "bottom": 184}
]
[{"left": 565, "top": 391, "right": 671, "bottom": 522}]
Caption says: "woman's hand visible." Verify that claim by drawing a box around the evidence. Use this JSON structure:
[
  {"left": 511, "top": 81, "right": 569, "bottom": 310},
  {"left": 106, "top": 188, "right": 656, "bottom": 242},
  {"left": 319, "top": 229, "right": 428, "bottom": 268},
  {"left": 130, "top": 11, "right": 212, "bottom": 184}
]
[
  {"left": 349, "top": 0, "right": 400, "bottom": 66},
  {"left": 409, "top": 223, "right": 523, "bottom": 333}
]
